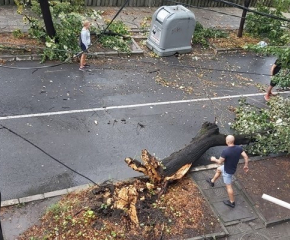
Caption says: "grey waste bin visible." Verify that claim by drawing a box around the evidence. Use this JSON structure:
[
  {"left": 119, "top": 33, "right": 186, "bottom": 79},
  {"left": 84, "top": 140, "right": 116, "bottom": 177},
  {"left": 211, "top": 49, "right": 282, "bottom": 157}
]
[{"left": 146, "top": 5, "right": 196, "bottom": 57}]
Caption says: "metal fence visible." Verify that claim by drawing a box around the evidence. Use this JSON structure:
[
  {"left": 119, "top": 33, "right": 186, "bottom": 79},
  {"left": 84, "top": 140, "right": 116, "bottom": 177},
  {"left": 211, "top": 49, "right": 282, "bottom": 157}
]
[
  {"left": 0, "top": 0, "right": 273, "bottom": 7},
  {"left": 85, "top": 0, "right": 273, "bottom": 7}
]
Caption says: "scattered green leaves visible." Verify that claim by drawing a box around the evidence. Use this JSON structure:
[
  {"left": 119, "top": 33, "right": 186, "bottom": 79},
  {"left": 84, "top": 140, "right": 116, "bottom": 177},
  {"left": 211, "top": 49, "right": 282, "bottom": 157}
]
[
  {"left": 232, "top": 97, "right": 290, "bottom": 155},
  {"left": 99, "top": 21, "right": 131, "bottom": 53}
]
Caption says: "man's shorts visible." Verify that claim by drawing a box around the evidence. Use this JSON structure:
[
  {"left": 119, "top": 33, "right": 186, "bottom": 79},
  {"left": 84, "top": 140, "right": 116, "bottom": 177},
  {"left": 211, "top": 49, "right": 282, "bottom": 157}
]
[
  {"left": 80, "top": 43, "right": 87, "bottom": 52},
  {"left": 270, "top": 80, "right": 277, "bottom": 87},
  {"left": 218, "top": 165, "right": 233, "bottom": 185}
]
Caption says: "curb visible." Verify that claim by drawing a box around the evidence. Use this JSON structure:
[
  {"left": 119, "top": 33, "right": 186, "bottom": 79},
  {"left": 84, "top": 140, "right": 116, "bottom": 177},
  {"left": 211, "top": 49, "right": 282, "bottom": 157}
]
[
  {"left": 213, "top": 47, "right": 245, "bottom": 55},
  {"left": 2, "top": 154, "right": 285, "bottom": 208},
  {"left": 1, "top": 183, "right": 93, "bottom": 207},
  {"left": 0, "top": 163, "right": 236, "bottom": 208},
  {"left": 0, "top": 54, "right": 42, "bottom": 62},
  {"left": 0, "top": 38, "right": 144, "bottom": 62}
]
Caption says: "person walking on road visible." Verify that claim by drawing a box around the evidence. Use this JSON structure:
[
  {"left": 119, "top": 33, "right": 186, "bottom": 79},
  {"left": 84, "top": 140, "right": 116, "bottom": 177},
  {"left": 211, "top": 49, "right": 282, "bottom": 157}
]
[
  {"left": 79, "top": 20, "right": 91, "bottom": 71},
  {"left": 264, "top": 59, "right": 282, "bottom": 101},
  {"left": 206, "top": 135, "right": 249, "bottom": 208}
]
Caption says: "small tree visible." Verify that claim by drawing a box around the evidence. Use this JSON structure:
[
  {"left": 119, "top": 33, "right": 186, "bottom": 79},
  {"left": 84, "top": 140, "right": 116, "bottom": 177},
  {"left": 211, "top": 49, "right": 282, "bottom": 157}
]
[
  {"left": 245, "top": 3, "right": 290, "bottom": 45},
  {"left": 232, "top": 97, "right": 290, "bottom": 155},
  {"left": 15, "top": 0, "right": 101, "bottom": 61}
]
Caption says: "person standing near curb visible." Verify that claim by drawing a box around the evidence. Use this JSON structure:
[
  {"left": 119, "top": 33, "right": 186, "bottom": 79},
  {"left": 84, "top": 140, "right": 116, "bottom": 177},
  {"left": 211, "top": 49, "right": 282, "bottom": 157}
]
[
  {"left": 79, "top": 20, "right": 91, "bottom": 71},
  {"left": 206, "top": 135, "right": 249, "bottom": 208},
  {"left": 264, "top": 59, "right": 282, "bottom": 101}
]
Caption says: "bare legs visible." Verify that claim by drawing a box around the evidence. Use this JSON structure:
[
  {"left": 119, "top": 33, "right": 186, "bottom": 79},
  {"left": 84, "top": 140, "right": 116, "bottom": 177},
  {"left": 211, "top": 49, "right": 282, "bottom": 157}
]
[
  {"left": 265, "top": 85, "right": 274, "bottom": 101},
  {"left": 211, "top": 168, "right": 235, "bottom": 203},
  {"left": 211, "top": 168, "right": 221, "bottom": 183},
  {"left": 225, "top": 184, "right": 235, "bottom": 203},
  {"left": 80, "top": 53, "right": 86, "bottom": 68}
]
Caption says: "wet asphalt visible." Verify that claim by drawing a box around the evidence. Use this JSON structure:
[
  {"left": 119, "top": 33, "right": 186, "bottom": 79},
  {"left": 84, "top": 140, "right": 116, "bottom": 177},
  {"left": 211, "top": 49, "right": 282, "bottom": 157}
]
[{"left": 0, "top": 53, "right": 279, "bottom": 200}]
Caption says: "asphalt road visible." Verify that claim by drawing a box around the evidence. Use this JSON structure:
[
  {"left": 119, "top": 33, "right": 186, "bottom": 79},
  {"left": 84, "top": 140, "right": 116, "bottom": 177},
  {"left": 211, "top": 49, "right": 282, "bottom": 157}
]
[{"left": 0, "top": 53, "right": 286, "bottom": 200}]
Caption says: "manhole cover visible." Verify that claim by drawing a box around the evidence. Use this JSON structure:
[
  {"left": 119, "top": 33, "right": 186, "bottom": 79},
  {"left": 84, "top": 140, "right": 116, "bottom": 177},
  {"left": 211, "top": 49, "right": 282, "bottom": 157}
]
[{"left": 240, "top": 232, "right": 270, "bottom": 240}]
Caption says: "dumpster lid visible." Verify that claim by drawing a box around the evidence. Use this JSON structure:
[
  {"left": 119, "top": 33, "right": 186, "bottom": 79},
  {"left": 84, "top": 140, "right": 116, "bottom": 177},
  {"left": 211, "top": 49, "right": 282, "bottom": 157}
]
[{"left": 156, "top": 9, "right": 170, "bottom": 23}]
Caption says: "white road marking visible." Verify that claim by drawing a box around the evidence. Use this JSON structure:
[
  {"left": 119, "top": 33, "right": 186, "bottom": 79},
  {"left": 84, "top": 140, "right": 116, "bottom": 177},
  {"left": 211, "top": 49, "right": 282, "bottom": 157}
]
[{"left": 0, "top": 92, "right": 289, "bottom": 121}]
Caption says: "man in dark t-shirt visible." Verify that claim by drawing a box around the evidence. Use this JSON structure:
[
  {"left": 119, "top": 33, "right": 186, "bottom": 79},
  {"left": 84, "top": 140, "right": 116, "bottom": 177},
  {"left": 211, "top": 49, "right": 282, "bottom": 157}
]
[{"left": 206, "top": 135, "right": 249, "bottom": 208}]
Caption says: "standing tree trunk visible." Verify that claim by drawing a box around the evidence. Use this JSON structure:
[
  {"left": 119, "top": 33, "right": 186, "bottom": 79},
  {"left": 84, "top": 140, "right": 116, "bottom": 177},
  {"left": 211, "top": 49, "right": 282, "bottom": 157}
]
[
  {"left": 237, "top": 0, "right": 251, "bottom": 37},
  {"left": 39, "top": 0, "right": 56, "bottom": 39},
  {"left": 125, "top": 122, "right": 252, "bottom": 183}
]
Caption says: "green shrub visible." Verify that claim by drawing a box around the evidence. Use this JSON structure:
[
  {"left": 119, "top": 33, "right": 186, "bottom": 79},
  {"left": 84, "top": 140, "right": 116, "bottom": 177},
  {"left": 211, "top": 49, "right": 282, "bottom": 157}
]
[
  {"left": 192, "top": 22, "right": 228, "bottom": 47},
  {"left": 98, "top": 20, "right": 131, "bottom": 53},
  {"left": 245, "top": 4, "right": 290, "bottom": 45},
  {"left": 232, "top": 97, "right": 290, "bottom": 155}
]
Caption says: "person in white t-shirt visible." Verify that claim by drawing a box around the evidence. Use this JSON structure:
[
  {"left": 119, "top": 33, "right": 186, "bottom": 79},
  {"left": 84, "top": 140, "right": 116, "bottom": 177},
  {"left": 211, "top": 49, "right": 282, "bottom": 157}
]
[{"left": 79, "top": 20, "right": 91, "bottom": 71}]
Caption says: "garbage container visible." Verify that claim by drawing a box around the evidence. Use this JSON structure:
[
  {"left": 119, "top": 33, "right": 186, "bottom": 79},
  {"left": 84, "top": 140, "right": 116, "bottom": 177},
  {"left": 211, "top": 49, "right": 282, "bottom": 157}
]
[{"left": 146, "top": 5, "right": 196, "bottom": 57}]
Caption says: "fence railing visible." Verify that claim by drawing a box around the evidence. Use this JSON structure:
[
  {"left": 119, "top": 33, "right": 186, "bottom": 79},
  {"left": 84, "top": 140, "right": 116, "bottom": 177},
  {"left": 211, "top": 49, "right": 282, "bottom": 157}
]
[
  {"left": 0, "top": 0, "right": 273, "bottom": 7},
  {"left": 85, "top": 0, "right": 273, "bottom": 7}
]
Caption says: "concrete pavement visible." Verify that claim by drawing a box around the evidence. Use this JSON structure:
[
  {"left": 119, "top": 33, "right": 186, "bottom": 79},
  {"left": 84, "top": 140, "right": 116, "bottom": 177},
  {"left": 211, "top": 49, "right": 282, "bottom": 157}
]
[
  {"left": 190, "top": 162, "right": 290, "bottom": 240},
  {"left": 0, "top": 5, "right": 247, "bottom": 33},
  {"left": 1, "top": 5, "right": 290, "bottom": 33}
]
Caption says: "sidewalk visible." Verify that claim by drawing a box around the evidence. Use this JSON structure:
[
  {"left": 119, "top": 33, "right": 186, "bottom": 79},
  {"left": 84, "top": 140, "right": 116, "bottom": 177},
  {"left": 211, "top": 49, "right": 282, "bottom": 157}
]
[
  {"left": 0, "top": 5, "right": 245, "bottom": 33},
  {"left": 1, "top": 5, "right": 290, "bottom": 33},
  {"left": 189, "top": 156, "right": 290, "bottom": 240}
]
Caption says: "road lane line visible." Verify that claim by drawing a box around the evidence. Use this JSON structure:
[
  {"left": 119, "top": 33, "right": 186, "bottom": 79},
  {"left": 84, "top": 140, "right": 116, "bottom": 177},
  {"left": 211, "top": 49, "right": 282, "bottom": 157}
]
[{"left": 0, "top": 91, "right": 289, "bottom": 121}]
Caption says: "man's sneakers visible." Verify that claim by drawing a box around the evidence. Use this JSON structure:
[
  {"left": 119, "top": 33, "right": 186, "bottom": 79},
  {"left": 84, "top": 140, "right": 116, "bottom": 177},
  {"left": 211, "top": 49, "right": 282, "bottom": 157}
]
[
  {"left": 223, "top": 200, "right": 235, "bottom": 208},
  {"left": 79, "top": 64, "right": 90, "bottom": 71},
  {"left": 206, "top": 178, "right": 214, "bottom": 187}
]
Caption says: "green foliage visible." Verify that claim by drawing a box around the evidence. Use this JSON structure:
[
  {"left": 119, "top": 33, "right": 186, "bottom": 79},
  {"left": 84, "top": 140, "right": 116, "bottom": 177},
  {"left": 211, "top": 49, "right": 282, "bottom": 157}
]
[
  {"left": 42, "top": 12, "right": 85, "bottom": 61},
  {"left": 12, "top": 29, "right": 25, "bottom": 38},
  {"left": 245, "top": 4, "right": 290, "bottom": 45},
  {"left": 47, "top": 203, "right": 65, "bottom": 215},
  {"left": 49, "top": 1, "right": 86, "bottom": 15},
  {"left": 99, "top": 21, "right": 131, "bottom": 53},
  {"left": 192, "top": 21, "right": 228, "bottom": 47},
  {"left": 140, "top": 16, "right": 151, "bottom": 33},
  {"left": 272, "top": 69, "right": 290, "bottom": 88},
  {"left": 243, "top": 44, "right": 290, "bottom": 87},
  {"left": 232, "top": 97, "right": 290, "bottom": 155},
  {"left": 272, "top": 0, "right": 290, "bottom": 12},
  {"left": 16, "top": 0, "right": 102, "bottom": 62}
]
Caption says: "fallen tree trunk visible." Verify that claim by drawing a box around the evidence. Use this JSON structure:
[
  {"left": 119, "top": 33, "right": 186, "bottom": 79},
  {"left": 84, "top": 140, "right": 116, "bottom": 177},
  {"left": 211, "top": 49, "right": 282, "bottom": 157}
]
[{"left": 125, "top": 122, "right": 252, "bottom": 183}]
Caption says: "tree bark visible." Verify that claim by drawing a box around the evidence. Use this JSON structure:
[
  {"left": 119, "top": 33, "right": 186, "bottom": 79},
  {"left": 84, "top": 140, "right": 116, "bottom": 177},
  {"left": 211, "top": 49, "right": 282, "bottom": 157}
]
[
  {"left": 237, "top": 0, "right": 251, "bottom": 38},
  {"left": 125, "top": 122, "right": 252, "bottom": 183},
  {"left": 39, "top": 0, "right": 56, "bottom": 39}
]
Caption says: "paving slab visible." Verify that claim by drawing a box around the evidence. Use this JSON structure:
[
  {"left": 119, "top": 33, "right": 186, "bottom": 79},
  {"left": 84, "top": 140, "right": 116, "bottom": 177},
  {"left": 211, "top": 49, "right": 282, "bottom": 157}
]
[
  {"left": 212, "top": 195, "right": 256, "bottom": 225},
  {"left": 0, "top": 197, "right": 61, "bottom": 240},
  {"left": 191, "top": 170, "right": 257, "bottom": 226},
  {"left": 190, "top": 161, "right": 290, "bottom": 240}
]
